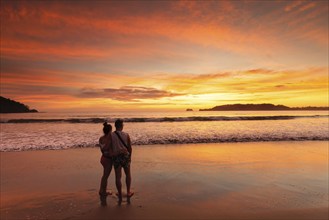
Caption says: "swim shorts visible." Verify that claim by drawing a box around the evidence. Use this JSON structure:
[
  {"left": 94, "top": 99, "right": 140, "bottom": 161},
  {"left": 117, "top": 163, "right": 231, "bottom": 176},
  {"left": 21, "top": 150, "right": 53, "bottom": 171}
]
[{"left": 113, "top": 153, "right": 131, "bottom": 169}]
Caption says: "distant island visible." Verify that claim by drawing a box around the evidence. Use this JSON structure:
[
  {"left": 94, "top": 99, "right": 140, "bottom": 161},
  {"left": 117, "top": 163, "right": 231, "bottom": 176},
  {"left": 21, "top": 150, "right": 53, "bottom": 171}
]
[
  {"left": 186, "top": 108, "right": 193, "bottom": 111},
  {"left": 0, "top": 96, "right": 38, "bottom": 113},
  {"left": 199, "top": 103, "right": 329, "bottom": 111}
]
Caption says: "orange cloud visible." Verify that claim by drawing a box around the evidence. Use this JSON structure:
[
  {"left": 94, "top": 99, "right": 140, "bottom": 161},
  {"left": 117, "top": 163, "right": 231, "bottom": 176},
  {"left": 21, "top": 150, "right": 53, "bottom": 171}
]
[
  {"left": 2, "top": 0, "right": 327, "bottom": 62},
  {"left": 298, "top": 2, "right": 316, "bottom": 12},
  {"left": 79, "top": 86, "right": 185, "bottom": 101},
  {"left": 284, "top": 1, "right": 303, "bottom": 12}
]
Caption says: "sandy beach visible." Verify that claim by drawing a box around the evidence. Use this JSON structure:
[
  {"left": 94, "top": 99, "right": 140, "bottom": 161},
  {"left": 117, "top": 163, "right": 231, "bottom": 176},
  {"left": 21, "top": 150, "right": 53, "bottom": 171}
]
[{"left": 1, "top": 141, "right": 328, "bottom": 220}]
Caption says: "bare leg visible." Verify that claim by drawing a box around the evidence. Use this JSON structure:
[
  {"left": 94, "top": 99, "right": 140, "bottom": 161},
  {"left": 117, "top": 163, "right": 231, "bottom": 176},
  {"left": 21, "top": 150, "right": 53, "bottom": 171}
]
[
  {"left": 99, "top": 161, "right": 112, "bottom": 195},
  {"left": 123, "top": 165, "right": 133, "bottom": 197},
  {"left": 99, "top": 160, "right": 112, "bottom": 206},
  {"left": 115, "top": 166, "right": 123, "bottom": 204}
]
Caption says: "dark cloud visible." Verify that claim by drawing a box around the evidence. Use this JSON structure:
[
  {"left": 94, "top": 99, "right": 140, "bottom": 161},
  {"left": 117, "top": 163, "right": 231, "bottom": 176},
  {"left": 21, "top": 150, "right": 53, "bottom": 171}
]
[
  {"left": 78, "top": 86, "right": 184, "bottom": 101},
  {"left": 245, "top": 69, "right": 274, "bottom": 74}
]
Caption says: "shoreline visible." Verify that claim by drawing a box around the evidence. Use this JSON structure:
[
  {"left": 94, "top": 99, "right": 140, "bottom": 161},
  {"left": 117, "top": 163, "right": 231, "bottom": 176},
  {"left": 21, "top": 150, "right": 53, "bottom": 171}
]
[
  {"left": 1, "top": 139, "right": 329, "bottom": 153},
  {"left": 1, "top": 141, "right": 328, "bottom": 219}
]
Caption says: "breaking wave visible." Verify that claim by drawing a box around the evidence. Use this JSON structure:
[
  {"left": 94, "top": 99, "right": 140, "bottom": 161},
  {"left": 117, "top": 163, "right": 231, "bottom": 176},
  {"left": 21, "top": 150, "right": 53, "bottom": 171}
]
[{"left": 1, "top": 115, "right": 327, "bottom": 123}]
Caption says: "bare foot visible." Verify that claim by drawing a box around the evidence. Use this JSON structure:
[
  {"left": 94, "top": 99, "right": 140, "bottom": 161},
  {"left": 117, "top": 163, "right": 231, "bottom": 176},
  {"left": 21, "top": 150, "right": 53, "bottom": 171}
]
[
  {"left": 99, "top": 191, "right": 112, "bottom": 197},
  {"left": 127, "top": 192, "right": 134, "bottom": 198}
]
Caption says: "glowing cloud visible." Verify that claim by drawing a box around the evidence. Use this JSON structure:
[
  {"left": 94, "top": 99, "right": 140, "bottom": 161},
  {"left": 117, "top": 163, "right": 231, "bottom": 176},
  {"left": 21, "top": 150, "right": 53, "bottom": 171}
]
[{"left": 79, "top": 86, "right": 185, "bottom": 101}]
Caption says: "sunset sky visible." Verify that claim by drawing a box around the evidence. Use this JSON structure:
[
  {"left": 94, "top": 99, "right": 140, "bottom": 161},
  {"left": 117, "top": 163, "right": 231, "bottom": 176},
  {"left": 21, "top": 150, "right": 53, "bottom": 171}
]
[{"left": 1, "top": 0, "right": 328, "bottom": 112}]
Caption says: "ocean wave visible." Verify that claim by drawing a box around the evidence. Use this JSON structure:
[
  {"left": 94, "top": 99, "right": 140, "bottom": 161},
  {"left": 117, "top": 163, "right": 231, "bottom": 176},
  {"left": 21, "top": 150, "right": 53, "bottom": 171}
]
[
  {"left": 1, "top": 136, "right": 328, "bottom": 152},
  {"left": 1, "top": 115, "right": 328, "bottom": 152},
  {"left": 1, "top": 115, "right": 328, "bottom": 123}
]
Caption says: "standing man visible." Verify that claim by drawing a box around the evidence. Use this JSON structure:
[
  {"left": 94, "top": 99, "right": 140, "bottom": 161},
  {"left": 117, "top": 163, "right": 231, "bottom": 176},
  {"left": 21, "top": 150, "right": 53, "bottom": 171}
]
[{"left": 111, "top": 119, "right": 134, "bottom": 204}]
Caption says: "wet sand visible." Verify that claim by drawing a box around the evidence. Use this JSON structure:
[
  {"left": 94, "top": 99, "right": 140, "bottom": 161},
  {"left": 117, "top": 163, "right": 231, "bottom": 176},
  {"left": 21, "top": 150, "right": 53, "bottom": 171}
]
[{"left": 1, "top": 141, "right": 328, "bottom": 220}]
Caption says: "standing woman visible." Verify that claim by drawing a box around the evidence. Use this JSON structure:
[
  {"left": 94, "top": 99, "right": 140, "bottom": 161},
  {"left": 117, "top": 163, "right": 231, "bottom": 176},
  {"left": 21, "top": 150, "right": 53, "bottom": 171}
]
[{"left": 99, "top": 122, "right": 113, "bottom": 198}]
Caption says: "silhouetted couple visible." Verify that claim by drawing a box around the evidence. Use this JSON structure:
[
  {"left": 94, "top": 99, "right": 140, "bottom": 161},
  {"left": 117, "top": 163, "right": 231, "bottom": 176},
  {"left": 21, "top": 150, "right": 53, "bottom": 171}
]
[{"left": 98, "top": 119, "right": 133, "bottom": 205}]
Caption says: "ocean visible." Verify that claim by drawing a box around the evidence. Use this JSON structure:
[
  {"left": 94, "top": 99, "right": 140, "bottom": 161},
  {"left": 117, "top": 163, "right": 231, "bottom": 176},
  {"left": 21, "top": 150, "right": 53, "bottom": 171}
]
[{"left": 0, "top": 111, "right": 328, "bottom": 152}]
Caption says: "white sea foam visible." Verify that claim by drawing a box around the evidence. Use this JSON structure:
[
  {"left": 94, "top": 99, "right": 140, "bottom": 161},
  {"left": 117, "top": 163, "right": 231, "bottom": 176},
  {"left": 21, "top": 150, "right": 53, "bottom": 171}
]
[{"left": 0, "top": 113, "right": 328, "bottom": 152}]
